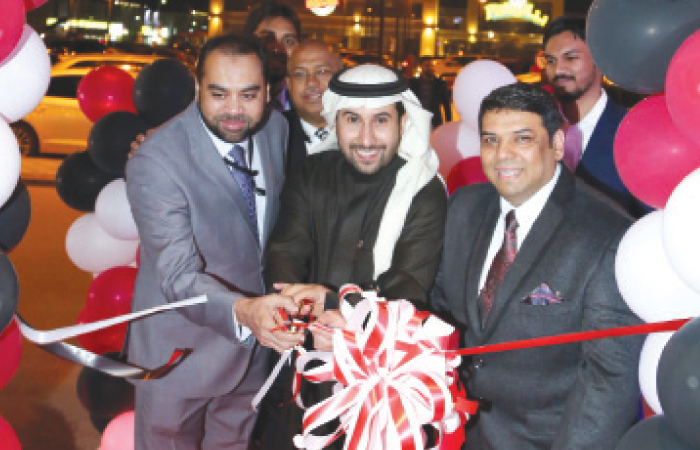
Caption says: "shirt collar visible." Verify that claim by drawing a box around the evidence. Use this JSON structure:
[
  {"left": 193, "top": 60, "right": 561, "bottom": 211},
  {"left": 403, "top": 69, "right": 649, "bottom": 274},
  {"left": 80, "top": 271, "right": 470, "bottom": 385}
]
[
  {"left": 499, "top": 164, "right": 561, "bottom": 245},
  {"left": 299, "top": 116, "right": 327, "bottom": 155}
]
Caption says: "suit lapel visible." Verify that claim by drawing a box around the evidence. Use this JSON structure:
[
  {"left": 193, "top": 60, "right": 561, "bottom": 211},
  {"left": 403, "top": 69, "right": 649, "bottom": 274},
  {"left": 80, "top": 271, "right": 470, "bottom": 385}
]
[
  {"left": 465, "top": 194, "right": 500, "bottom": 340},
  {"left": 481, "top": 168, "right": 573, "bottom": 342},
  {"left": 183, "top": 103, "right": 261, "bottom": 245},
  {"left": 255, "top": 128, "right": 277, "bottom": 247}
]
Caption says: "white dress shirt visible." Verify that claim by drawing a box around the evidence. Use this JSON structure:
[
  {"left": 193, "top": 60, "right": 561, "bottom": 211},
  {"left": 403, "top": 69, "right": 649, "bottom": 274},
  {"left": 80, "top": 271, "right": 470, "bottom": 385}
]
[
  {"left": 300, "top": 117, "right": 327, "bottom": 155},
  {"left": 478, "top": 165, "right": 562, "bottom": 294},
  {"left": 577, "top": 89, "right": 608, "bottom": 155}
]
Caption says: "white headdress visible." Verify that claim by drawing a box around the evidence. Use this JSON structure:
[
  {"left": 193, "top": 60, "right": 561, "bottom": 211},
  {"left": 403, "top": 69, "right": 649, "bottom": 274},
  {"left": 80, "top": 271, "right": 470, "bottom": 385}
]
[{"left": 313, "top": 64, "right": 439, "bottom": 280}]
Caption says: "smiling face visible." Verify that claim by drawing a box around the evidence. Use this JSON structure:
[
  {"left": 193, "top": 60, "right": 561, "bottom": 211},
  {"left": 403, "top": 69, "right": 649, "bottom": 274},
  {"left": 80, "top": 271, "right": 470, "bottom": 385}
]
[
  {"left": 287, "top": 43, "right": 341, "bottom": 127},
  {"left": 480, "top": 109, "right": 564, "bottom": 206},
  {"left": 197, "top": 50, "right": 268, "bottom": 143},
  {"left": 336, "top": 104, "right": 406, "bottom": 175},
  {"left": 543, "top": 30, "right": 602, "bottom": 104}
]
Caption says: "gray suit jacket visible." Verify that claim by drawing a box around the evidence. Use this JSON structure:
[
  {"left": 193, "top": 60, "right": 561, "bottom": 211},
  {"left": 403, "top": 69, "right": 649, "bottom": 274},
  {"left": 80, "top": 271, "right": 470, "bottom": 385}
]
[
  {"left": 126, "top": 103, "right": 288, "bottom": 398},
  {"left": 430, "top": 167, "right": 643, "bottom": 450}
]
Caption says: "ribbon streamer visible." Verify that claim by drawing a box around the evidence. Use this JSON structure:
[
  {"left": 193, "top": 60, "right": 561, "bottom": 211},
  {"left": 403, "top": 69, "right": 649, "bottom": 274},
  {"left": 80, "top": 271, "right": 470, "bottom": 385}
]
[{"left": 15, "top": 295, "right": 208, "bottom": 379}]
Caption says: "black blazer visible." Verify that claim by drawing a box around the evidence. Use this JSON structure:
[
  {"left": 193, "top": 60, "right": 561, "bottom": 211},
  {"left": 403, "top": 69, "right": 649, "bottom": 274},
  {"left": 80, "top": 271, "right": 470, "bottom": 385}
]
[
  {"left": 430, "top": 167, "right": 643, "bottom": 450},
  {"left": 283, "top": 109, "right": 310, "bottom": 175}
]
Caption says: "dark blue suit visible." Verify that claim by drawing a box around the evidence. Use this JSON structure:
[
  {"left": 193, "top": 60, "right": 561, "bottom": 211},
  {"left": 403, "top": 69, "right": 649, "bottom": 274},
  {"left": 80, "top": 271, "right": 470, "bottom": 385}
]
[{"left": 576, "top": 98, "right": 648, "bottom": 217}]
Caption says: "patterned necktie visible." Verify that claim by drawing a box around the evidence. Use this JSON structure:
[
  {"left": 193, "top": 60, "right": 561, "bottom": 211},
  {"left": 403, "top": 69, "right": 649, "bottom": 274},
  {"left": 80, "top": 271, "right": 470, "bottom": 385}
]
[
  {"left": 314, "top": 127, "right": 328, "bottom": 141},
  {"left": 562, "top": 124, "right": 583, "bottom": 172},
  {"left": 227, "top": 144, "right": 259, "bottom": 242},
  {"left": 479, "top": 210, "right": 518, "bottom": 322}
]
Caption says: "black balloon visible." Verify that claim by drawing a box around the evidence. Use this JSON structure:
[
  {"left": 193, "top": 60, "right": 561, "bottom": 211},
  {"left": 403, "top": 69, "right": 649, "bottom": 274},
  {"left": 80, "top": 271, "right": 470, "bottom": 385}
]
[
  {"left": 587, "top": 0, "right": 700, "bottom": 94},
  {"left": 56, "top": 151, "right": 117, "bottom": 212},
  {"left": 89, "top": 412, "right": 113, "bottom": 433},
  {"left": 0, "top": 181, "right": 30, "bottom": 253},
  {"left": 133, "top": 58, "right": 195, "bottom": 127},
  {"left": 87, "top": 111, "right": 150, "bottom": 176},
  {"left": 76, "top": 355, "right": 134, "bottom": 419},
  {"left": 0, "top": 252, "right": 19, "bottom": 333},
  {"left": 615, "top": 415, "right": 694, "bottom": 450},
  {"left": 657, "top": 317, "right": 700, "bottom": 448}
]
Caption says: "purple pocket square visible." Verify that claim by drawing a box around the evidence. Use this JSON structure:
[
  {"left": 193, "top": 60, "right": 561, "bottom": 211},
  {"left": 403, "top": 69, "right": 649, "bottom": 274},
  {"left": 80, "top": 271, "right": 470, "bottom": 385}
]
[{"left": 521, "top": 283, "right": 563, "bottom": 305}]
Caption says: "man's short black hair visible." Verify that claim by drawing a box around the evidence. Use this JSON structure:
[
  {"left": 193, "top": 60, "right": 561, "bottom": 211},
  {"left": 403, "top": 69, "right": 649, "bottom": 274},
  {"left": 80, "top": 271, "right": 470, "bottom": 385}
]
[
  {"left": 244, "top": 2, "right": 301, "bottom": 40},
  {"left": 543, "top": 16, "right": 587, "bottom": 48},
  {"left": 478, "top": 82, "right": 563, "bottom": 141},
  {"left": 196, "top": 34, "right": 268, "bottom": 84}
]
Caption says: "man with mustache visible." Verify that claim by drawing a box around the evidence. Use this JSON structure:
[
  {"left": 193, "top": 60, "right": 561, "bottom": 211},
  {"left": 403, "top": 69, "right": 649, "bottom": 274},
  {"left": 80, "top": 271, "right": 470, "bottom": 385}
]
[
  {"left": 543, "top": 17, "right": 646, "bottom": 217},
  {"left": 258, "top": 64, "right": 447, "bottom": 449},
  {"left": 283, "top": 40, "right": 343, "bottom": 173},
  {"left": 125, "top": 34, "right": 303, "bottom": 449}
]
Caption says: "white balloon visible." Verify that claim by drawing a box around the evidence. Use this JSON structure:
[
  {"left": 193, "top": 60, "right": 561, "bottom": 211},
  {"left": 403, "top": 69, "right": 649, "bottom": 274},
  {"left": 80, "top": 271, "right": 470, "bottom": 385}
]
[
  {"left": 663, "top": 167, "right": 700, "bottom": 293},
  {"left": 452, "top": 60, "right": 516, "bottom": 130},
  {"left": 615, "top": 210, "right": 700, "bottom": 323},
  {"left": 66, "top": 213, "right": 139, "bottom": 273},
  {"left": 639, "top": 331, "right": 673, "bottom": 415},
  {"left": 0, "top": 25, "right": 51, "bottom": 123},
  {"left": 0, "top": 121, "right": 21, "bottom": 207},
  {"left": 95, "top": 179, "right": 139, "bottom": 241}
]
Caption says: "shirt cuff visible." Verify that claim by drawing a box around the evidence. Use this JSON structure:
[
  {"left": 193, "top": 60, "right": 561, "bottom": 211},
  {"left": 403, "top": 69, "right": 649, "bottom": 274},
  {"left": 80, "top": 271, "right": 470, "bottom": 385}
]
[{"left": 232, "top": 309, "right": 253, "bottom": 343}]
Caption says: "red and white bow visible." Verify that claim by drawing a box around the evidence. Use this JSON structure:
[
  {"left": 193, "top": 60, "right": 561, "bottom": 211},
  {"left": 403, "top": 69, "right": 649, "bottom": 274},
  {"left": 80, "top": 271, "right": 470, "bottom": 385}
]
[{"left": 293, "top": 292, "right": 473, "bottom": 450}]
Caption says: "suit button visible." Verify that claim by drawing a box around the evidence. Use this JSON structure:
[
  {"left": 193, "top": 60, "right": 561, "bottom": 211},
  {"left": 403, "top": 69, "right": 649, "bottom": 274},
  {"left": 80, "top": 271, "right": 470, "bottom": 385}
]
[{"left": 472, "top": 358, "right": 485, "bottom": 369}]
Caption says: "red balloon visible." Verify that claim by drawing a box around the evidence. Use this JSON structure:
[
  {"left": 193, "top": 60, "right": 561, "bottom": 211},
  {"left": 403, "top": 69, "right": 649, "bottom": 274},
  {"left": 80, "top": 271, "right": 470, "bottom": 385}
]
[
  {"left": 446, "top": 157, "right": 489, "bottom": 195},
  {"left": 667, "top": 29, "right": 700, "bottom": 147},
  {"left": 77, "top": 266, "right": 137, "bottom": 354},
  {"left": 0, "top": 0, "right": 25, "bottom": 64},
  {"left": 85, "top": 266, "right": 137, "bottom": 317},
  {"left": 77, "top": 67, "right": 137, "bottom": 122},
  {"left": 23, "top": 0, "right": 48, "bottom": 10},
  {"left": 77, "top": 307, "right": 128, "bottom": 355},
  {"left": 613, "top": 95, "right": 700, "bottom": 209},
  {"left": 0, "top": 415, "right": 21, "bottom": 450},
  {"left": 0, "top": 319, "right": 21, "bottom": 391}
]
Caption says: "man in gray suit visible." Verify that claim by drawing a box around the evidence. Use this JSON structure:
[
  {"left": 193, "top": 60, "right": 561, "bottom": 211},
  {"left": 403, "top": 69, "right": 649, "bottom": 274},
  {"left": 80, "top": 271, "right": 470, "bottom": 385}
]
[
  {"left": 126, "top": 34, "right": 304, "bottom": 449},
  {"left": 430, "top": 82, "right": 643, "bottom": 450}
]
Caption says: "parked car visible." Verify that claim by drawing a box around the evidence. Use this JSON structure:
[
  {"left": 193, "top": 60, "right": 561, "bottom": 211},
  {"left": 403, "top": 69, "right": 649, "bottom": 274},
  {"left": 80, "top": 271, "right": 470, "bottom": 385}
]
[
  {"left": 45, "top": 38, "right": 107, "bottom": 64},
  {"left": 11, "top": 53, "right": 165, "bottom": 156}
]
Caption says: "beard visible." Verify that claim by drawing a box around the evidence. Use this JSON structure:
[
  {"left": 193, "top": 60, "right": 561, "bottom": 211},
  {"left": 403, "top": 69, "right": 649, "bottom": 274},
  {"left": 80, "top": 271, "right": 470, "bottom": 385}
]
[{"left": 202, "top": 111, "right": 253, "bottom": 143}]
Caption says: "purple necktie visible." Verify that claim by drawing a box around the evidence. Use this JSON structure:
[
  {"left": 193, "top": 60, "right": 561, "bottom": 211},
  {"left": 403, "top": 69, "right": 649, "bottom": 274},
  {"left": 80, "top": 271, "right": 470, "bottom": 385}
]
[
  {"left": 563, "top": 124, "right": 583, "bottom": 172},
  {"left": 227, "top": 144, "right": 259, "bottom": 242},
  {"left": 479, "top": 210, "right": 518, "bottom": 322}
]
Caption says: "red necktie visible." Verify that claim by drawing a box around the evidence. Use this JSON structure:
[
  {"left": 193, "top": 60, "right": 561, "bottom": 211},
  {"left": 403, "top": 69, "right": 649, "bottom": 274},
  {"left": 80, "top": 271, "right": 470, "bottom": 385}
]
[{"left": 479, "top": 210, "right": 518, "bottom": 322}]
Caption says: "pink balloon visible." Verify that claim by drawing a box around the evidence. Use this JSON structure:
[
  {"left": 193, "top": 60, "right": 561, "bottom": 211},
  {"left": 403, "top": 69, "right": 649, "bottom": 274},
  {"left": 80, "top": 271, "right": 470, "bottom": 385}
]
[
  {"left": 613, "top": 95, "right": 700, "bottom": 208},
  {"left": 452, "top": 60, "right": 516, "bottom": 130},
  {"left": 446, "top": 157, "right": 489, "bottom": 195},
  {"left": 667, "top": 29, "right": 700, "bottom": 147},
  {"left": 77, "top": 66, "right": 137, "bottom": 122},
  {"left": 0, "top": 0, "right": 24, "bottom": 65},
  {"left": 0, "top": 319, "right": 21, "bottom": 391},
  {"left": 0, "top": 415, "right": 21, "bottom": 450},
  {"left": 431, "top": 121, "right": 461, "bottom": 179},
  {"left": 101, "top": 411, "right": 135, "bottom": 450}
]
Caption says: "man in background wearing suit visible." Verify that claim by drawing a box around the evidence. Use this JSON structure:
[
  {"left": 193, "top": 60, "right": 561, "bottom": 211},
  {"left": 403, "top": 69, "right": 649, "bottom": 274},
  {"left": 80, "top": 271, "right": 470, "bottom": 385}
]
[
  {"left": 430, "top": 82, "right": 643, "bottom": 450},
  {"left": 543, "top": 16, "right": 647, "bottom": 217},
  {"left": 245, "top": 2, "right": 301, "bottom": 111},
  {"left": 284, "top": 40, "right": 343, "bottom": 173},
  {"left": 409, "top": 58, "right": 452, "bottom": 129},
  {"left": 126, "top": 34, "right": 304, "bottom": 449}
]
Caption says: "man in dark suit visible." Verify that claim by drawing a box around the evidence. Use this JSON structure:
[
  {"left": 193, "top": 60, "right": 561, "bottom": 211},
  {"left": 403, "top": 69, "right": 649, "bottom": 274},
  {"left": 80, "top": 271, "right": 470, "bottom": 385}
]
[
  {"left": 409, "top": 58, "right": 452, "bottom": 129},
  {"left": 543, "top": 16, "right": 647, "bottom": 217},
  {"left": 126, "top": 34, "right": 304, "bottom": 449},
  {"left": 430, "top": 82, "right": 643, "bottom": 450},
  {"left": 283, "top": 40, "right": 343, "bottom": 173}
]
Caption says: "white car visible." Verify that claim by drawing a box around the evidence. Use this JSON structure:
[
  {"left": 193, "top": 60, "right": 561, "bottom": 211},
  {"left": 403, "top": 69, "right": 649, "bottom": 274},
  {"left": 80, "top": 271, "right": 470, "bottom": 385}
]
[{"left": 11, "top": 53, "right": 165, "bottom": 156}]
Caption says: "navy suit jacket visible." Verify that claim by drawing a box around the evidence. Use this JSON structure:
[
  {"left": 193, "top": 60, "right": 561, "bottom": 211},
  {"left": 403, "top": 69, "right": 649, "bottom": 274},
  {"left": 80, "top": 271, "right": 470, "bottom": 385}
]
[{"left": 576, "top": 99, "right": 648, "bottom": 217}]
